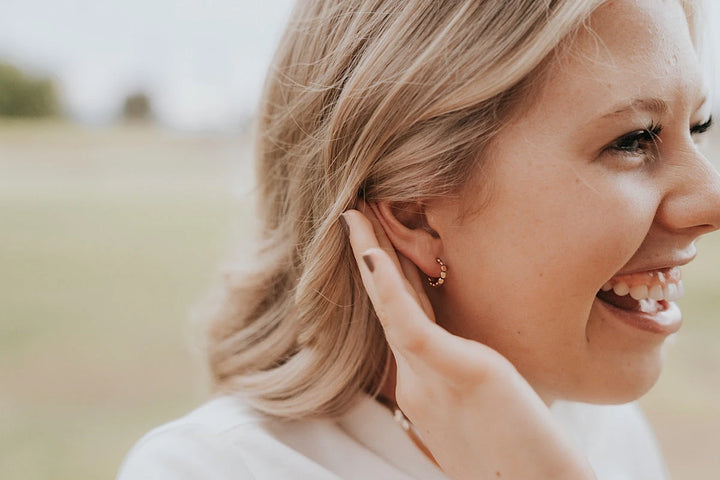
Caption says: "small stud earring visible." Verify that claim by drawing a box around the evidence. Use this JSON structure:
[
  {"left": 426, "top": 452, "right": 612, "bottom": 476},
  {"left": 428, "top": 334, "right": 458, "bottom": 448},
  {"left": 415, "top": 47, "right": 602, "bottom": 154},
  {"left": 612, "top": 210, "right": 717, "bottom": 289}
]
[{"left": 427, "top": 258, "right": 447, "bottom": 287}]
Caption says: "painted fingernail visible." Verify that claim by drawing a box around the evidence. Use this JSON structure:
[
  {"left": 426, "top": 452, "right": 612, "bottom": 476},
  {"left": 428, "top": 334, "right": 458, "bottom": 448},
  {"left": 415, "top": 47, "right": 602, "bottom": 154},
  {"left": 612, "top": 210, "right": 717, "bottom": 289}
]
[
  {"left": 362, "top": 253, "right": 375, "bottom": 272},
  {"left": 339, "top": 214, "right": 349, "bottom": 237}
]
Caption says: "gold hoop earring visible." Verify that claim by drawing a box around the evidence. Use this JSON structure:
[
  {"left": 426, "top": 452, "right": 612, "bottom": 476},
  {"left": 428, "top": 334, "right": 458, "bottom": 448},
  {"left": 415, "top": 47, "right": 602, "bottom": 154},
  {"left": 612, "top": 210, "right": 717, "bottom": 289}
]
[{"left": 427, "top": 258, "right": 447, "bottom": 287}]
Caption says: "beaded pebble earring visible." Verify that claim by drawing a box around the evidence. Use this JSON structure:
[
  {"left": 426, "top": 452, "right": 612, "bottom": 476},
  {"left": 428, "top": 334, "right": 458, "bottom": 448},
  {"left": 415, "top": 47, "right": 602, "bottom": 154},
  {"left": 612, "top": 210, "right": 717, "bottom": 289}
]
[{"left": 427, "top": 258, "right": 447, "bottom": 287}]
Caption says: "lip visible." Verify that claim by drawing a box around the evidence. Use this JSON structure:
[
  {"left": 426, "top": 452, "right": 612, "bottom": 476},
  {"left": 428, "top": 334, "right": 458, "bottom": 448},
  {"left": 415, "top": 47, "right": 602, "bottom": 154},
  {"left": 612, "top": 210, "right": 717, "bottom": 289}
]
[
  {"left": 595, "top": 296, "right": 683, "bottom": 335},
  {"left": 609, "top": 252, "right": 696, "bottom": 277}
]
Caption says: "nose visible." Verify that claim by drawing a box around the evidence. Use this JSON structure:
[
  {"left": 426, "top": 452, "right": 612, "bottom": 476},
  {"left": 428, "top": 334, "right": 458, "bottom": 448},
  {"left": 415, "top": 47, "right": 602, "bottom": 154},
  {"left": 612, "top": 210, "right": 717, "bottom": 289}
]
[{"left": 655, "top": 144, "right": 720, "bottom": 238}]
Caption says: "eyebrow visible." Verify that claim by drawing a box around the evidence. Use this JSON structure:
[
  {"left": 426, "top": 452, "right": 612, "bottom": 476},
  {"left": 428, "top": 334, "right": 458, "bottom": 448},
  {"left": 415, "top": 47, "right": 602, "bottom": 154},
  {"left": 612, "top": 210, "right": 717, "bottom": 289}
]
[
  {"left": 600, "top": 97, "right": 670, "bottom": 119},
  {"left": 599, "top": 94, "right": 709, "bottom": 120}
]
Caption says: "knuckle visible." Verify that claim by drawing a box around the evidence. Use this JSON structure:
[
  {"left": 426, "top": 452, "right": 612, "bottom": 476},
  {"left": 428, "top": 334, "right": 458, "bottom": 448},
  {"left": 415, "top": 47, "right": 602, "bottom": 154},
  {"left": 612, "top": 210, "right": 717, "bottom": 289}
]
[
  {"left": 399, "top": 329, "right": 430, "bottom": 354},
  {"left": 375, "top": 286, "right": 394, "bottom": 306},
  {"left": 453, "top": 349, "right": 516, "bottom": 389}
]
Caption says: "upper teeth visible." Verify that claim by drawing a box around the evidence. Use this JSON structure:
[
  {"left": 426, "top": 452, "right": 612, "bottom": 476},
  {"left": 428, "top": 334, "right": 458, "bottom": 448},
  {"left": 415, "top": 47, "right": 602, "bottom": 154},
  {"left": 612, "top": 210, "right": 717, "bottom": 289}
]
[{"left": 601, "top": 280, "right": 684, "bottom": 302}]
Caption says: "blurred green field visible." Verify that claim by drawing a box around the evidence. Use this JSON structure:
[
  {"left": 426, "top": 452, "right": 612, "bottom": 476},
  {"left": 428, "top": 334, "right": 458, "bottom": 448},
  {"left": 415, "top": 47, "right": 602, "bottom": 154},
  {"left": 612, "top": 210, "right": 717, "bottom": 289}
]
[{"left": 1, "top": 121, "right": 718, "bottom": 479}]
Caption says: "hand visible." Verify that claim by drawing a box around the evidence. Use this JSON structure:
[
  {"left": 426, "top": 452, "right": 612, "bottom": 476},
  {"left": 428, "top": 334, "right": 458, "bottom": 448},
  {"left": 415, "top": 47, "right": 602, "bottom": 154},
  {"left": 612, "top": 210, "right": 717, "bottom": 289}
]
[{"left": 342, "top": 205, "right": 596, "bottom": 480}]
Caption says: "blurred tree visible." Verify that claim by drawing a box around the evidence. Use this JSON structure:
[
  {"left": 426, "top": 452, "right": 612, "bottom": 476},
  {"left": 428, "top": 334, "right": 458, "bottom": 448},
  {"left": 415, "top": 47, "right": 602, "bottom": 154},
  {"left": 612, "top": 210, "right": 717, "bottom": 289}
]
[
  {"left": 0, "top": 62, "right": 59, "bottom": 117},
  {"left": 122, "top": 91, "right": 154, "bottom": 122}
]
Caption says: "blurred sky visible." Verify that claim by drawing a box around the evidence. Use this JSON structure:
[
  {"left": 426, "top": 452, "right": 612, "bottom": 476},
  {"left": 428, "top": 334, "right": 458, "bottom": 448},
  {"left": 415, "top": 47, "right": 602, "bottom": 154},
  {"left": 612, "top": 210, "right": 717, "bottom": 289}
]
[
  {"left": 0, "top": 0, "right": 296, "bottom": 130},
  {"left": 0, "top": 0, "right": 719, "bottom": 131}
]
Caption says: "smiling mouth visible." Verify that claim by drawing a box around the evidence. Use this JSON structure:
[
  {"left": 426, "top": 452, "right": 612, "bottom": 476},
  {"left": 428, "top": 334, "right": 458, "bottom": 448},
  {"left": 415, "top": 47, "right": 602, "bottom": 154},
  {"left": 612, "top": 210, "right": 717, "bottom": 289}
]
[{"left": 595, "top": 267, "right": 684, "bottom": 314}]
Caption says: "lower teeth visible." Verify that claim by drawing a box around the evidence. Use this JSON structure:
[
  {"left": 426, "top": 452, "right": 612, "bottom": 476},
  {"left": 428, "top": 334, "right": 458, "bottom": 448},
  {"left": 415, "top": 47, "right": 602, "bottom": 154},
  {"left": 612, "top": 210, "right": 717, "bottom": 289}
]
[
  {"left": 638, "top": 299, "right": 665, "bottom": 314},
  {"left": 596, "top": 289, "right": 670, "bottom": 313}
]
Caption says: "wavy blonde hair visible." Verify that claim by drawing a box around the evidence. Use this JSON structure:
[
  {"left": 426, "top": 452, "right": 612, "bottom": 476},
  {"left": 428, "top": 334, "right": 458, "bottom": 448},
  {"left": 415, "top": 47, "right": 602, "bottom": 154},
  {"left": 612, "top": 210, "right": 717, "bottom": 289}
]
[{"left": 204, "top": 0, "right": 698, "bottom": 419}]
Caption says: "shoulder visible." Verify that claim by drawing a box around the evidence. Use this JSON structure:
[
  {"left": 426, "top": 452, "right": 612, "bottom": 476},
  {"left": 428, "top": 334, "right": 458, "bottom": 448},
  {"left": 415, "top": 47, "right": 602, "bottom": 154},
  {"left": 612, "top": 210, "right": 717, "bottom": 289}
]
[
  {"left": 116, "top": 395, "right": 262, "bottom": 480},
  {"left": 551, "top": 401, "right": 669, "bottom": 480}
]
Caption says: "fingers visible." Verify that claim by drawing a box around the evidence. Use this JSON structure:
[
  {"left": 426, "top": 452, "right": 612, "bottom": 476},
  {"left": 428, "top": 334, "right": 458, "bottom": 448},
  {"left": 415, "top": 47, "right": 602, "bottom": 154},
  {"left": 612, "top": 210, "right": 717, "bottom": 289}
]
[
  {"left": 358, "top": 246, "right": 438, "bottom": 356},
  {"left": 344, "top": 205, "right": 435, "bottom": 319},
  {"left": 343, "top": 210, "right": 433, "bottom": 349},
  {"left": 359, "top": 245, "right": 507, "bottom": 388},
  {"left": 343, "top": 209, "right": 498, "bottom": 383},
  {"left": 397, "top": 253, "right": 436, "bottom": 321},
  {"left": 344, "top": 207, "right": 414, "bottom": 294},
  {"left": 343, "top": 207, "right": 442, "bottom": 356},
  {"left": 342, "top": 208, "right": 382, "bottom": 269},
  {"left": 356, "top": 200, "right": 404, "bottom": 273}
]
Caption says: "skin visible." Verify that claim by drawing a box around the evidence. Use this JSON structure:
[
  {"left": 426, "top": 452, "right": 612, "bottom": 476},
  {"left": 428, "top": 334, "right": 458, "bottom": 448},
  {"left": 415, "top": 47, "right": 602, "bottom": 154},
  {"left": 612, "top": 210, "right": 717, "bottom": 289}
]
[
  {"left": 366, "top": 0, "right": 720, "bottom": 407},
  {"left": 343, "top": 1, "right": 720, "bottom": 477},
  {"left": 344, "top": 215, "right": 598, "bottom": 479}
]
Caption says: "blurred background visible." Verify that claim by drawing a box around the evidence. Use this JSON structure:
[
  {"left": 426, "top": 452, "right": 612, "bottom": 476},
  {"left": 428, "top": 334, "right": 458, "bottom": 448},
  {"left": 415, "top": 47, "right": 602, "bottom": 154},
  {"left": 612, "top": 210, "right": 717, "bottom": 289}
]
[{"left": 0, "top": 1, "right": 718, "bottom": 479}]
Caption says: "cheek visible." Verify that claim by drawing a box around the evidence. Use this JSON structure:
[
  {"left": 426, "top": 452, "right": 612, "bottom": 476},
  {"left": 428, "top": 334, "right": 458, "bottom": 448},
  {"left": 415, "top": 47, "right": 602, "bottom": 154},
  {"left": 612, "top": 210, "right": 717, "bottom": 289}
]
[
  {"left": 583, "top": 175, "right": 660, "bottom": 269},
  {"left": 465, "top": 176, "right": 653, "bottom": 295},
  {"left": 441, "top": 169, "right": 658, "bottom": 346}
]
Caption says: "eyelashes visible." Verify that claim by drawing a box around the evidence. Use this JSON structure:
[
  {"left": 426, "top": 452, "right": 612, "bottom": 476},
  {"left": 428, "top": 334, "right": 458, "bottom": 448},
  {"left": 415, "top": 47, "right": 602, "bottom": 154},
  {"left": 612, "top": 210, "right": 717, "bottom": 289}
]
[
  {"left": 690, "top": 116, "right": 713, "bottom": 135},
  {"left": 605, "top": 115, "right": 714, "bottom": 162},
  {"left": 608, "top": 122, "right": 663, "bottom": 157}
]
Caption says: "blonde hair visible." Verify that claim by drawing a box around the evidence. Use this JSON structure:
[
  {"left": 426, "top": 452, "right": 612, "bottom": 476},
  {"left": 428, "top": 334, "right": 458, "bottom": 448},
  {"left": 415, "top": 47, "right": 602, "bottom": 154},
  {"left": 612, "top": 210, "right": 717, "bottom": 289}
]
[{"left": 204, "top": 0, "right": 695, "bottom": 419}]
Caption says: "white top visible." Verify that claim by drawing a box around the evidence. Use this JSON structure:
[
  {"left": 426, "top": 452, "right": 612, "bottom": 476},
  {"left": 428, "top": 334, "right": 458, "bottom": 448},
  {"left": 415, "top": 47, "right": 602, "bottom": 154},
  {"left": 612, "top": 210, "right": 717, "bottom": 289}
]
[{"left": 117, "top": 393, "right": 669, "bottom": 480}]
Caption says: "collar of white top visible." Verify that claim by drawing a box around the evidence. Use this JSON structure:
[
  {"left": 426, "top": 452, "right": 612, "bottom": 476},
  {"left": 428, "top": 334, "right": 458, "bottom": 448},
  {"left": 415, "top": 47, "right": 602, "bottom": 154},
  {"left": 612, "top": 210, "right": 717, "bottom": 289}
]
[{"left": 336, "top": 393, "right": 449, "bottom": 480}]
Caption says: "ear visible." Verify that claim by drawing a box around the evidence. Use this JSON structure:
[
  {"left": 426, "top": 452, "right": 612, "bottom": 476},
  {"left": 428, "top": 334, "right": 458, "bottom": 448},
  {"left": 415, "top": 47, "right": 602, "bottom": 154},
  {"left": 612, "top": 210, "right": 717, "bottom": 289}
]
[{"left": 372, "top": 201, "right": 445, "bottom": 279}]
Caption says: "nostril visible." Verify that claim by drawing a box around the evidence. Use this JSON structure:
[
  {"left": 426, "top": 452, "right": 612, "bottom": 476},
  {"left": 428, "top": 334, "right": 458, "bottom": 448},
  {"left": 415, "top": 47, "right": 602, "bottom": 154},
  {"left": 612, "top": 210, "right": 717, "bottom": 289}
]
[{"left": 697, "top": 223, "right": 720, "bottom": 235}]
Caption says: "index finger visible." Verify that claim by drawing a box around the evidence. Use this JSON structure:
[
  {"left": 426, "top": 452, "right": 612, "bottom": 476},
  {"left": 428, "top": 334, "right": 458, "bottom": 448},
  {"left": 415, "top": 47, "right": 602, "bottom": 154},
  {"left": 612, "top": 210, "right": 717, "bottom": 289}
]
[
  {"left": 350, "top": 200, "right": 404, "bottom": 273},
  {"left": 343, "top": 210, "right": 439, "bottom": 354},
  {"left": 356, "top": 246, "right": 442, "bottom": 358}
]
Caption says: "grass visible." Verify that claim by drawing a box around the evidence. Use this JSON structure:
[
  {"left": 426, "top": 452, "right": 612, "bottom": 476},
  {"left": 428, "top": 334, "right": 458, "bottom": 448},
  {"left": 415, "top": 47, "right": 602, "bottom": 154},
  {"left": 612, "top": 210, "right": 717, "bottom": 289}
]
[
  {"left": 0, "top": 121, "right": 250, "bottom": 479},
  {"left": 1, "top": 120, "right": 718, "bottom": 479}
]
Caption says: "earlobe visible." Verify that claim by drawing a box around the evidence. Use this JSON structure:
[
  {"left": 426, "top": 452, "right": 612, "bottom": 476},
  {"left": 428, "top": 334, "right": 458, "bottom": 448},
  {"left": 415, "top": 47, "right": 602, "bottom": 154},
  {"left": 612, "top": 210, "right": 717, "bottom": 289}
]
[{"left": 372, "top": 202, "right": 445, "bottom": 280}]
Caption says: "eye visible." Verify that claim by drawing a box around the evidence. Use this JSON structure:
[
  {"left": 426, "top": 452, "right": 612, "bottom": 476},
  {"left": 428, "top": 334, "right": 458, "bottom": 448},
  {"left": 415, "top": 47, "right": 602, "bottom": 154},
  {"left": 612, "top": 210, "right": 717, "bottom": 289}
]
[
  {"left": 691, "top": 116, "right": 713, "bottom": 136},
  {"left": 606, "top": 123, "right": 663, "bottom": 159}
]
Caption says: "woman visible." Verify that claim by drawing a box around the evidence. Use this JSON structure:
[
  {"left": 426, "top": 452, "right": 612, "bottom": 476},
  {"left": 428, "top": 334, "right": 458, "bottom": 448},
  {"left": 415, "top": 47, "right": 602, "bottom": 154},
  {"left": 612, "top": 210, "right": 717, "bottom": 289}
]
[{"left": 118, "top": 0, "right": 720, "bottom": 478}]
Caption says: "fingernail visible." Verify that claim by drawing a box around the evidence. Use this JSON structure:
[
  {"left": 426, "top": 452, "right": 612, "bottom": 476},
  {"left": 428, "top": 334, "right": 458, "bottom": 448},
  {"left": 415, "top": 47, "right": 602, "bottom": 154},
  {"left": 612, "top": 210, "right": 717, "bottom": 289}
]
[
  {"left": 339, "top": 214, "right": 349, "bottom": 237},
  {"left": 362, "top": 253, "right": 375, "bottom": 272}
]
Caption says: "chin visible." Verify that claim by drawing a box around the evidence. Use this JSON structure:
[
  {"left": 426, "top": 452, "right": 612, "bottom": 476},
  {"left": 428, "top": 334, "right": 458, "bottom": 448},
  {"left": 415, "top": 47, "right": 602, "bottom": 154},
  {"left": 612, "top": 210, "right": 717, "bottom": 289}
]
[
  {"left": 541, "top": 346, "right": 668, "bottom": 405},
  {"left": 578, "top": 354, "right": 666, "bottom": 405}
]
